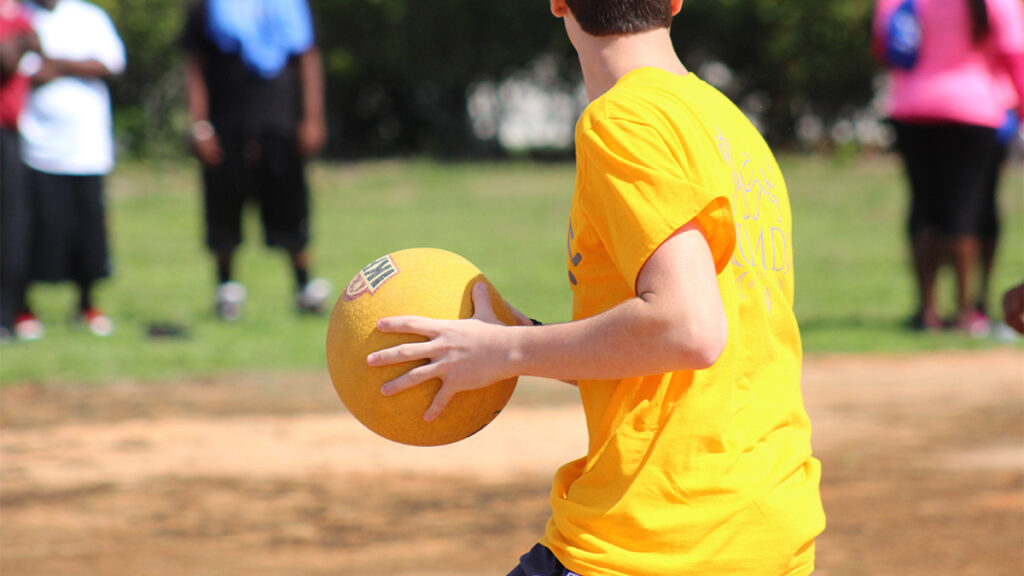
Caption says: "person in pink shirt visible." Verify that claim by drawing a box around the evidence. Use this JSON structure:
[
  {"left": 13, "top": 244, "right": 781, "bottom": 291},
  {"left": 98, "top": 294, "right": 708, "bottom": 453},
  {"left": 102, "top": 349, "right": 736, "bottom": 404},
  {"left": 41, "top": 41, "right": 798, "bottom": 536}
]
[{"left": 873, "top": 0, "right": 1024, "bottom": 336}]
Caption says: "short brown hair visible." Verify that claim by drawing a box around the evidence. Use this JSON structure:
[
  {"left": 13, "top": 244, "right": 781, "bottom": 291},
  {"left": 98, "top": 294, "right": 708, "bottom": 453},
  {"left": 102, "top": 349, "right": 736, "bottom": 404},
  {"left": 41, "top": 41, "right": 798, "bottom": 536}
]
[{"left": 565, "top": 0, "right": 674, "bottom": 36}]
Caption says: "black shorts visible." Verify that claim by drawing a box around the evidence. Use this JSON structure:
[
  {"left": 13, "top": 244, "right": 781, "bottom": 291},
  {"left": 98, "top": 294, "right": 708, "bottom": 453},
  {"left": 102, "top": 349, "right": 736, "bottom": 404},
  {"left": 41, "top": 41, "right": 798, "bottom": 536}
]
[
  {"left": 891, "top": 120, "right": 998, "bottom": 237},
  {"left": 506, "top": 544, "right": 581, "bottom": 576},
  {"left": 202, "top": 132, "right": 310, "bottom": 252},
  {"left": 27, "top": 169, "right": 111, "bottom": 283},
  {"left": 978, "top": 140, "right": 1009, "bottom": 240}
]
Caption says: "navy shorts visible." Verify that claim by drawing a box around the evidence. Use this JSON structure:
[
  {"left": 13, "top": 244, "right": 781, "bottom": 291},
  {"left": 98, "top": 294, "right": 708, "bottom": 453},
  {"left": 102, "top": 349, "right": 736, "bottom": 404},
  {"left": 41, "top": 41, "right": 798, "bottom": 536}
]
[
  {"left": 202, "top": 132, "right": 310, "bottom": 252},
  {"left": 506, "top": 544, "right": 582, "bottom": 576}
]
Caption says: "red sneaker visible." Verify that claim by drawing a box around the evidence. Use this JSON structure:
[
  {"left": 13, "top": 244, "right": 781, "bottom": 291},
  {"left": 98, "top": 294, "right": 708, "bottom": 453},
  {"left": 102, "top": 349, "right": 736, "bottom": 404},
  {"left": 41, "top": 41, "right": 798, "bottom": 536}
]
[
  {"left": 13, "top": 312, "right": 45, "bottom": 341},
  {"left": 957, "top": 310, "right": 990, "bottom": 339},
  {"left": 80, "top": 308, "right": 114, "bottom": 337}
]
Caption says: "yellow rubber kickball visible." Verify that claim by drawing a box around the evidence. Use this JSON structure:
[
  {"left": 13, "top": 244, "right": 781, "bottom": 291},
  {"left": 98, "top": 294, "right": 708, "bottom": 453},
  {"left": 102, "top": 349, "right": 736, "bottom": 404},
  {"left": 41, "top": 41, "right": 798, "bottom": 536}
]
[{"left": 326, "top": 247, "right": 519, "bottom": 446}]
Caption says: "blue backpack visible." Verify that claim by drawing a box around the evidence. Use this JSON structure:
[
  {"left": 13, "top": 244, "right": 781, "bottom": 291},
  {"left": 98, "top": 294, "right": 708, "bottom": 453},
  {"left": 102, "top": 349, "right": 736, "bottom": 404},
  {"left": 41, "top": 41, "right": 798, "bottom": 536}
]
[
  {"left": 886, "top": 0, "right": 922, "bottom": 70},
  {"left": 996, "top": 110, "right": 1020, "bottom": 145}
]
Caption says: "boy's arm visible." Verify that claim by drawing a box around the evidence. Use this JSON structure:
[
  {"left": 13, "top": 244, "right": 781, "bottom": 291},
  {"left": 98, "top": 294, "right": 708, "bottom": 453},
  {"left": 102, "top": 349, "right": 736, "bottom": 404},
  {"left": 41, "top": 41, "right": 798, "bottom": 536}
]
[{"left": 369, "top": 219, "right": 728, "bottom": 421}]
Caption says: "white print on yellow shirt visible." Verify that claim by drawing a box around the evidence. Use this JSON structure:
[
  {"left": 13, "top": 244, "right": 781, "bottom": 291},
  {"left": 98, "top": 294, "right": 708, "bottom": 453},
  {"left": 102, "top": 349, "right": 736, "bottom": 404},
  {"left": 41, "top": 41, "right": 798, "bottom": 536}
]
[{"left": 715, "top": 129, "right": 792, "bottom": 311}]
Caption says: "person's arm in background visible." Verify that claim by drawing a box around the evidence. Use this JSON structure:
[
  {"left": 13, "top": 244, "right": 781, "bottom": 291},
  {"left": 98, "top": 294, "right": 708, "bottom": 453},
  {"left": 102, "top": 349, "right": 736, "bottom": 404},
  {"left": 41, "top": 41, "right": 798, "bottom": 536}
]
[
  {"left": 31, "top": 7, "right": 124, "bottom": 85},
  {"left": 997, "top": 53, "right": 1024, "bottom": 117},
  {"left": 184, "top": 52, "right": 222, "bottom": 166},
  {"left": 991, "top": 0, "right": 1024, "bottom": 115},
  {"left": 180, "top": 2, "right": 222, "bottom": 167},
  {"left": 0, "top": 28, "right": 39, "bottom": 81},
  {"left": 30, "top": 58, "right": 112, "bottom": 84},
  {"left": 870, "top": 0, "right": 901, "bottom": 66},
  {"left": 297, "top": 47, "right": 326, "bottom": 158},
  {"left": 870, "top": 0, "right": 888, "bottom": 65}
]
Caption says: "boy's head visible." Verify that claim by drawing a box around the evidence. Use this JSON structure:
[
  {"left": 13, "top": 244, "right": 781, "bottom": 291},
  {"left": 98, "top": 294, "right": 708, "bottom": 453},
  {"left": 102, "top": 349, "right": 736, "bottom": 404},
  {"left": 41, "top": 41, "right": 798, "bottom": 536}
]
[{"left": 562, "top": 0, "right": 677, "bottom": 36}]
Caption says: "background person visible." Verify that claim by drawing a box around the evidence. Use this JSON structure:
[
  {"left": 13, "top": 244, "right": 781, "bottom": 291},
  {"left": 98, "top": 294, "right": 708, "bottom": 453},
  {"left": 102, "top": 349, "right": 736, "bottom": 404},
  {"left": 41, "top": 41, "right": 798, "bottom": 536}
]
[
  {"left": 367, "top": 1, "right": 825, "bottom": 574},
  {"left": 181, "top": 0, "right": 330, "bottom": 322},
  {"left": 873, "top": 0, "right": 1024, "bottom": 336},
  {"left": 0, "top": 0, "right": 39, "bottom": 341},
  {"left": 17, "top": 0, "right": 125, "bottom": 338},
  {"left": 978, "top": 27, "right": 1024, "bottom": 329}
]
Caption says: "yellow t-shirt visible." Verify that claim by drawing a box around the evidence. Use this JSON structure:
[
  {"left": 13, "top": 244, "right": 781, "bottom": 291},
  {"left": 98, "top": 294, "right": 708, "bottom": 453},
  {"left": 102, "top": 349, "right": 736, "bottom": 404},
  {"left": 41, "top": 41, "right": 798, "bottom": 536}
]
[{"left": 542, "top": 68, "right": 825, "bottom": 576}]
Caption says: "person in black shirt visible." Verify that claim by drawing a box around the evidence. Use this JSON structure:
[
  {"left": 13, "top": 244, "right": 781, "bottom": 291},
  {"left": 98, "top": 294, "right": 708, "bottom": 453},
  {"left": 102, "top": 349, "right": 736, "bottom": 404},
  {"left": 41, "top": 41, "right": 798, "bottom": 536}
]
[{"left": 181, "top": 0, "right": 330, "bottom": 321}]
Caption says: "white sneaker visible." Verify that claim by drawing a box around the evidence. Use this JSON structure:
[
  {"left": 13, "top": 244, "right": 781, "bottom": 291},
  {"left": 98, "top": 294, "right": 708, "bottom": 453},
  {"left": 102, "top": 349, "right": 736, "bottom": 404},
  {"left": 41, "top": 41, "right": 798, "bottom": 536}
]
[
  {"left": 992, "top": 321, "right": 1021, "bottom": 342},
  {"left": 216, "top": 281, "right": 247, "bottom": 321},
  {"left": 296, "top": 278, "right": 332, "bottom": 315}
]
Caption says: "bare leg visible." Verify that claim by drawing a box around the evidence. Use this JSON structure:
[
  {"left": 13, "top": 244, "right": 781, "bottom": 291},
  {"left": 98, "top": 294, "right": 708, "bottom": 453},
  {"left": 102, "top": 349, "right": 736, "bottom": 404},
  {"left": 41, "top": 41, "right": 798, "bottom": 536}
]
[
  {"left": 949, "top": 234, "right": 988, "bottom": 335},
  {"left": 977, "top": 234, "right": 996, "bottom": 314},
  {"left": 911, "top": 228, "right": 943, "bottom": 330}
]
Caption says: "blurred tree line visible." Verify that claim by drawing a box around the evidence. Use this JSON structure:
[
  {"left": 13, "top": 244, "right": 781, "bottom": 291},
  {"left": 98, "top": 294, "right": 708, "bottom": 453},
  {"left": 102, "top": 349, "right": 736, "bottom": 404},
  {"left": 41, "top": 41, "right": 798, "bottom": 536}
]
[{"left": 90, "top": 0, "right": 879, "bottom": 159}]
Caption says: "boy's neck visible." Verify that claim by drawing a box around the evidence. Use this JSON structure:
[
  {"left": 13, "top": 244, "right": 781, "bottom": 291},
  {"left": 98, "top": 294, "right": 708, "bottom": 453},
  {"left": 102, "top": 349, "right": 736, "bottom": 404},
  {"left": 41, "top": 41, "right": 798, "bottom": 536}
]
[{"left": 572, "top": 23, "right": 688, "bottom": 101}]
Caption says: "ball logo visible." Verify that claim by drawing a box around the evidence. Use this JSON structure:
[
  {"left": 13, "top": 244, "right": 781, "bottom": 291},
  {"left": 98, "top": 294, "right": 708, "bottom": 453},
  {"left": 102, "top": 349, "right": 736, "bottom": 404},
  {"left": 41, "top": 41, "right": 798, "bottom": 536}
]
[{"left": 343, "top": 254, "right": 399, "bottom": 301}]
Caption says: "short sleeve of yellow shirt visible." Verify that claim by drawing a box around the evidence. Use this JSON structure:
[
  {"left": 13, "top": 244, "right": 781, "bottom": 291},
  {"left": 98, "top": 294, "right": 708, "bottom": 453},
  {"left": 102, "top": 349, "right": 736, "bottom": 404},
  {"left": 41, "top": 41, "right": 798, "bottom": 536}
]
[
  {"left": 575, "top": 114, "right": 736, "bottom": 287},
  {"left": 543, "top": 69, "right": 825, "bottom": 576}
]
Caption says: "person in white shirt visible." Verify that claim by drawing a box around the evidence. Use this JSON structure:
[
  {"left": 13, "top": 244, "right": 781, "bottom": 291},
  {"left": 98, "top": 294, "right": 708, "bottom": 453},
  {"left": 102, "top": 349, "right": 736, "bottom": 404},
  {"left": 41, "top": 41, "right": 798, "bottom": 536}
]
[{"left": 17, "top": 0, "right": 125, "bottom": 338}]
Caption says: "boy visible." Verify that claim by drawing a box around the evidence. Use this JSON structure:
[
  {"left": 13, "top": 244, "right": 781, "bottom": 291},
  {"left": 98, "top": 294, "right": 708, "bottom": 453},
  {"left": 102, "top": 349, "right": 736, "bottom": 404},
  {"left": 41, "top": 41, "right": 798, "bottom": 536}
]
[{"left": 369, "top": 1, "right": 826, "bottom": 574}]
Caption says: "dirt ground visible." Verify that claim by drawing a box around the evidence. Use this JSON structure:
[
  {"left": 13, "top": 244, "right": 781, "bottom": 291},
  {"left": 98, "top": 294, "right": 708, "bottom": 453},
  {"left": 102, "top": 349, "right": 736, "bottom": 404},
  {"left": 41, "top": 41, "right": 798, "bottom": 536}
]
[{"left": 1, "top": 350, "right": 1021, "bottom": 576}]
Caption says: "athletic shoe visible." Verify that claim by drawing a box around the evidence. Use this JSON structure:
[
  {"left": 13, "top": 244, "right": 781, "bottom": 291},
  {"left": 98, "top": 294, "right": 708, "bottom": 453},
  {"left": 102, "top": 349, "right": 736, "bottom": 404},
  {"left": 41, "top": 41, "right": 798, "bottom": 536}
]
[
  {"left": 13, "top": 312, "right": 44, "bottom": 341},
  {"left": 907, "top": 311, "right": 943, "bottom": 332},
  {"left": 78, "top": 308, "right": 114, "bottom": 337},
  {"left": 991, "top": 321, "right": 1021, "bottom": 342},
  {"left": 216, "top": 281, "right": 247, "bottom": 321},
  {"left": 957, "top": 310, "right": 990, "bottom": 339},
  {"left": 296, "top": 278, "right": 332, "bottom": 315}
]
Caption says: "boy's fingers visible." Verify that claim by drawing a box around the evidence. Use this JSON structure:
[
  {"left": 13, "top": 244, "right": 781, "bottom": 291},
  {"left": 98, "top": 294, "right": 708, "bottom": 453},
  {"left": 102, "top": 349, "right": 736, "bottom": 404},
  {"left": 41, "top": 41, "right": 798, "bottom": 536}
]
[
  {"left": 367, "top": 342, "right": 431, "bottom": 367},
  {"left": 424, "top": 386, "right": 458, "bottom": 422},
  {"left": 379, "top": 363, "right": 439, "bottom": 396},
  {"left": 471, "top": 282, "right": 498, "bottom": 322},
  {"left": 376, "top": 316, "right": 440, "bottom": 337}
]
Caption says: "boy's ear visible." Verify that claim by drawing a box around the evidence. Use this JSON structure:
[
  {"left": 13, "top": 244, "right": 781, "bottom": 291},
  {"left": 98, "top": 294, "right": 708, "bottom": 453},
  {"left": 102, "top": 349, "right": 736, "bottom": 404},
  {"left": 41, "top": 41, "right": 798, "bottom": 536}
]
[
  {"left": 551, "top": 0, "right": 569, "bottom": 17},
  {"left": 671, "top": 0, "right": 683, "bottom": 16}
]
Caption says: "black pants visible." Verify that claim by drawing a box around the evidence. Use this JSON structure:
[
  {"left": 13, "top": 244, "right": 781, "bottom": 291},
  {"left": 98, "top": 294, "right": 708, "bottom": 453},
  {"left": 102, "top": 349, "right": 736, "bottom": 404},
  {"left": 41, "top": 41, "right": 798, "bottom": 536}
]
[{"left": 0, "top": 128, "right": 31, "bottom": 328}]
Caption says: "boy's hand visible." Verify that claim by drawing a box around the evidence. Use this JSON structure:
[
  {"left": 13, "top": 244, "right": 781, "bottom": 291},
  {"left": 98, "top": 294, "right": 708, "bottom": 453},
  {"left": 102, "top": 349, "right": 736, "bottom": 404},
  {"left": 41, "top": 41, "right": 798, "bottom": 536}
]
[{"left": 367, "top": 283, "right": 518, "bottom": 422}]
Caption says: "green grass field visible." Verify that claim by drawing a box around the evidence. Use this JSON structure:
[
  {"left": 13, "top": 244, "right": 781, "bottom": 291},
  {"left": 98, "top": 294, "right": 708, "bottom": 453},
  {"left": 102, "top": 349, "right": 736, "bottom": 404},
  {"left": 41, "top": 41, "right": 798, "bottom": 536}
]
[{"left": 2, "top": 154, "right": 1021, "bottom": 385}]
